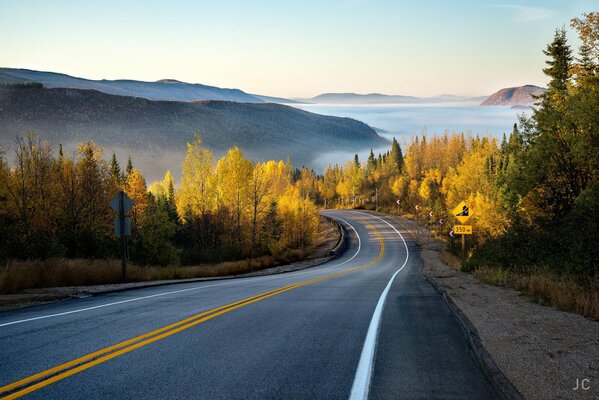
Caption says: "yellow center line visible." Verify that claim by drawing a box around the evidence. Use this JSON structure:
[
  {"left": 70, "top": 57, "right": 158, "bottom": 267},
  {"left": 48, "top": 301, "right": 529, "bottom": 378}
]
[{"left": 0, "top": 219, "right": 385, "bottom": 400}]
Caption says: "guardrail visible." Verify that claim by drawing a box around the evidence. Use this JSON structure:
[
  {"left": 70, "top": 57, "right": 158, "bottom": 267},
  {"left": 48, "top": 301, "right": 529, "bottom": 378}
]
[{"left": 321, "top": 215, "right": 347, "bottom": 257}]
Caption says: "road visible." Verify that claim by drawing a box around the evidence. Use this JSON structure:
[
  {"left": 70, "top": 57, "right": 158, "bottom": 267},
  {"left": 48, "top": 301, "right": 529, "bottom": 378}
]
[{"left": 0, "top": 210, "right": 498, "bottom": 399}]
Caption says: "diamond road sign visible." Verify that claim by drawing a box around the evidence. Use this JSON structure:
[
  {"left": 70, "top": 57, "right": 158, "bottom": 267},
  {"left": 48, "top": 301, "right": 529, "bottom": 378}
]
[
  {"left": 452, "top": 201, "right": 473, "bottom": 224},
  {"left": 114, "top": 217, "right": 131, "bottom": 237},
  {"left": 110, "top": 192, "right": 134, "bottom": 215}
]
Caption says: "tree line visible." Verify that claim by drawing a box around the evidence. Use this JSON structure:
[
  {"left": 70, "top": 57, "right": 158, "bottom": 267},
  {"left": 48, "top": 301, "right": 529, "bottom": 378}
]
[{"left": 0, "top": 136, "right": 320, "bottom": 266}]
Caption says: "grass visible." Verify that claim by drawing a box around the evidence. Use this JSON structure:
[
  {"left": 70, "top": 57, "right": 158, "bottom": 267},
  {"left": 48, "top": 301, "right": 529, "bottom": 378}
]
[
  {"left": 0, "top": 220, "right": 337, "bottom": 295},
  {"left": 473, "top": 266, "right": 599, "bottom": 320}
]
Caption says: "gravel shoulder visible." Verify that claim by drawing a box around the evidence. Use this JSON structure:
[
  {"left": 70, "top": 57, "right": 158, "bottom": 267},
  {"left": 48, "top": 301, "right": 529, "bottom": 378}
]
[{"left": 388, "top": 214, "right": 599, "bottom": 400}]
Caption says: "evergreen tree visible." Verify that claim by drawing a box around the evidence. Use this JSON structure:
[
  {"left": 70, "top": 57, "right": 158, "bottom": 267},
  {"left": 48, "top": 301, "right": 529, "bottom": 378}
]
[
  {"left": 110, "top": 152, "right": 122, "bottom": 184},
  {"left": 58, "top": 144, "right": 64, "bottom": 163},
  {"left": 126, "top": 156, "right": 133, "bottom": 177},
  {"left": 389, "top": 137, "right": 404, "bottom": 173},
  {"left": 542, "top": 27, "right": 573, "bottom": 95},
  {"left": 366, "top": 149, "right": 377, "bottom": 172},
  {"left": 354, "top": 154, "right": 360, "bottom": 167}
]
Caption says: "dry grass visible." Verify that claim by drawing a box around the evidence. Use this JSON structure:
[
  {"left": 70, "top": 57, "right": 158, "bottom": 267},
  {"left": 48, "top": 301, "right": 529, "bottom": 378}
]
[
  {"left": 440, "top": 251, "right": 462, "bottom": 271},
  {"left": 474, "top": 266, "right": 599, "bottom": 320},
  {"left": 0, "top": 253, "right": 302, "bottom": 295},
  {"left": 0, "top": 219, "right": 339, "bottom": 295}
]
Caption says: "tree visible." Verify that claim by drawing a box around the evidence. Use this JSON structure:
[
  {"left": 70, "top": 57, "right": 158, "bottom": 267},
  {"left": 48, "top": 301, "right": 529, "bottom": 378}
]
[
  {"left": 215, "top": 146, "right": 252, "bottom": 243},
  {"left": 125, "top": 168, "right": 149, "bottom": 230},
  {"left": 389, "top": 137, "right": 404, "bottom": 174},
  {"left": 110, "top": 152, "right": 123, "bottom": 185},
  {"left": 542, "top": 27, "right": 572, "bottom": 97},
  {"left": 248, "top": 162, "right": 269, "bottom": 250},
  {"left": 178, "top": 136, "right": 215, "bottom": 219},
  {"left": 126, "top": 156, "right": 133, "bottom": 177}
]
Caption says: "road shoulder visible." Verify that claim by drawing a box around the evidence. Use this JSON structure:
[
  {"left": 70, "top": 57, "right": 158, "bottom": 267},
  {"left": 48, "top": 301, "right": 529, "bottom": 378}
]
[{"left": 421, "top": 247, "right": 599, "bottom": 400}]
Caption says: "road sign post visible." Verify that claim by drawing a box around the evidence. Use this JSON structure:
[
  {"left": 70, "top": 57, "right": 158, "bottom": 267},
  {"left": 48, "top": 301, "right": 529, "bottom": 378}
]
[
  {"left": 110, "top": 191, "right": 134, "bottom": 283},
  {"left": 451, "top": 202, "right": 474, "bottom": 264}
]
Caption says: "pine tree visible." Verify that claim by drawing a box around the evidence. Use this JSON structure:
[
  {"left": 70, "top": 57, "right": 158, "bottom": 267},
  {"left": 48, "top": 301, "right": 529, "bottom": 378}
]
[
  {"left": 389, "top": 137, "right": 404, "bottom": 174},
  {"left": 543, "top": 27, "right": 572, "bottom": 95},
  {"left": 110, "top": 152, "right": 122, "bottom": 184},
  {"left": 126, "top": 156, "right": 133, "bottom": 177},
  {"left": 58, "top": 144, "right": 64, "bottom": 163},
  {"left": 367, "top": 149, "right": 377, "bottom": 172},
  {"left": 354, "top": 154, "right": 360, "bottom": 167}
]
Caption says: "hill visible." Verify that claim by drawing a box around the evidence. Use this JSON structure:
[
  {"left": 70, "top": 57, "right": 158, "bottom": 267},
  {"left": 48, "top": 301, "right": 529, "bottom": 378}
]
[
  {"left": 0, "top": 68, "right": 294, "bottom": 104},
  {"left": 305, "top": 92, "right": 420, "bottom": 104},
  {"left": 0, "top": 86, "right": 387, "bottom": 181},
  {"left": 302, "top": 92, "right": 485, "bottom": 104},
  {"left": 480, "top": 85, "right": 546, "bottom": 106}
]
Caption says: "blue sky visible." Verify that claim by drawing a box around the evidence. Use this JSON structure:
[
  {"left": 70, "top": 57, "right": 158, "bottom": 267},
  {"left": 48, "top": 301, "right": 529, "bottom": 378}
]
[{"left": 0, "top": 0, "right": 595, "bottom": 97}]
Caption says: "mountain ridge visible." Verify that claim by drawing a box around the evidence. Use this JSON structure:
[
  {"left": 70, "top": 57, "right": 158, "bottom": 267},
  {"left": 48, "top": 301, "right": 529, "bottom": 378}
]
[
  {"left": 0, "top": 67, "right": 296, "bottom": 104},
  {"left": 0, "top": 85, "right": 387, "bottom": 181},
  {"left": 480, "top": 85, "right": 546, "bottom": 106}
]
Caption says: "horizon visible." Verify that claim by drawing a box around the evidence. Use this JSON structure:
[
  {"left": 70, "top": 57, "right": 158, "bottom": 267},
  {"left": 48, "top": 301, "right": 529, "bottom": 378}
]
[{"left": 1, "top": 1, "right": 594, "bottom": 98}]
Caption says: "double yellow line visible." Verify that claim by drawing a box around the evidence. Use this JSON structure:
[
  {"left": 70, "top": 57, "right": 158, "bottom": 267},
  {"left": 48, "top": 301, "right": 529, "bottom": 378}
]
[{"left": 0, "top": 220, "right": 385, "bottom": 399}]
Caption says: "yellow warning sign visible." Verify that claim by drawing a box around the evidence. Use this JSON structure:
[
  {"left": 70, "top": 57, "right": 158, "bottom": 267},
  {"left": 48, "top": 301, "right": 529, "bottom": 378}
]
[{"left": 452, "top": 201, "right": 473, "bottom": 224}]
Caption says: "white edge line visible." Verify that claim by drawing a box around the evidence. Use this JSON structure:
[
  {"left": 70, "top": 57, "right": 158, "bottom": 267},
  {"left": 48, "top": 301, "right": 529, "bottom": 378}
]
[
  {"left": 0, "top": 214, "right": 362, "bottom": 329},
  {"left": 349, "top": 212, "right": 410, "bottom": 400}
]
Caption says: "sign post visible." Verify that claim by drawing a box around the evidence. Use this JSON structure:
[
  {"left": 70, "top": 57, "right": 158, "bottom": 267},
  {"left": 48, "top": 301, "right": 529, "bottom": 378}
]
[
  {"left": 110, "top": 191, "right": 134, "bottom": 283},
  {"left": 451, "top": 201, "right": 474, "bottom": 263}
]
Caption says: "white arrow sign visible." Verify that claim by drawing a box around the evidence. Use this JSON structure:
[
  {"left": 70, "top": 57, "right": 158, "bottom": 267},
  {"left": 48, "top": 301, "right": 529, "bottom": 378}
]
[{"left": 449, "top": 229, "right": 454, "bottom": 238}]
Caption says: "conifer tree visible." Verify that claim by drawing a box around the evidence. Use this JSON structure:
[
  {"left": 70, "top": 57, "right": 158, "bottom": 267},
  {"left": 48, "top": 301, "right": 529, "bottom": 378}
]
[
  {"left": 110, "top": 151, "right": 122, "bottom": 184},
  {"left": 543, "top": 27, "right": 573, "bottom": 95},
  {"left": 126, "top": 156, "right": 133, "bottom": 177},
  {"left": 389, "top": 137, "right": 404, "bottom": 174}
]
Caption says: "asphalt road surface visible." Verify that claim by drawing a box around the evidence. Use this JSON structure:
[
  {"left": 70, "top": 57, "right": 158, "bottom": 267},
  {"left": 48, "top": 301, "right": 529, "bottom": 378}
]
[{"left": 0, "top": 210, "right": 498, "bottom": 399}]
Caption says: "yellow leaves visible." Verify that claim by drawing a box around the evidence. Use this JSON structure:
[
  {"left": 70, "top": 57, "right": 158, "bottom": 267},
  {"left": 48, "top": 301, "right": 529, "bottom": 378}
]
[
  {"left": 277, "top": 185, "right": 319, "bottom": 248},
  {"left": 148, "top": 170, "right": 174, "bottom": 198},
  {"left": 418, "top": 168, "right": 442, "bottom": 201},
  {"left": 178, "top": 137, "right": 215, "bottom": 218},
  {"left": 124, "top": 168, "right": 148, "bottom": 226}
]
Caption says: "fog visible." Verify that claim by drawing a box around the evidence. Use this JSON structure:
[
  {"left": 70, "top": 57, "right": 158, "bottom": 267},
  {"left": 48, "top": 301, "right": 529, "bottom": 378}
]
[{"left": 292, "top": 101, "right": 533, "bottom": 172}]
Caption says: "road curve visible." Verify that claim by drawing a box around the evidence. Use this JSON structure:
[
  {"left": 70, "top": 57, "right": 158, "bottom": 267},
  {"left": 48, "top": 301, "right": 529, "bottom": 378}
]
[{"left": 0, "top": 210, "right": 497, "bottom": 399}]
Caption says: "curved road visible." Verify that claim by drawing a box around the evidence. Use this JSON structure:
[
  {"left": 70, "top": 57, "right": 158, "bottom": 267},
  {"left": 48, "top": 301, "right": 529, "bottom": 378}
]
[{"left": 0, "top": 210, "right": 497, "bottom": 399}]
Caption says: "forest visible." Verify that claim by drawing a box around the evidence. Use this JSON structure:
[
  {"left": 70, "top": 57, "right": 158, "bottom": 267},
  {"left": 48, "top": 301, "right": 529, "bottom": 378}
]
[{"left": 0, "top": 14, "right": 597, "bottom": 312}]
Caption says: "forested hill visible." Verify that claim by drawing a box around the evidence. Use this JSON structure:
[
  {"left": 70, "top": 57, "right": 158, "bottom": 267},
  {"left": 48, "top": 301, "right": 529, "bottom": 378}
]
[
  {"left": 0, "top": 68, "right": 271, "bottom": 103},
  {"left": 0, "top": 85, "right": 387, "bottom": 181}
]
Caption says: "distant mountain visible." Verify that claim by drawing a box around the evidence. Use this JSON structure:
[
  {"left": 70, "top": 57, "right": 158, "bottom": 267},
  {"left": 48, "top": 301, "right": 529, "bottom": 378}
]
[
  {"left": 0, "top": 86, "right": 387, "bottom": 181},
  {"left": 0, "top": 68, "right": 295, "bottom": 104},
  {"left": 305, "top": 93, "right": 421, "bottom": 104},
  {"left": 301, "top": 92, "right": 486, "bottom": 104},
  {"left": 480, "top": 85, "right": 545, "bottom": 107},
  {"left": 250, "top": 94, "right": 303, "bottom": 104}
]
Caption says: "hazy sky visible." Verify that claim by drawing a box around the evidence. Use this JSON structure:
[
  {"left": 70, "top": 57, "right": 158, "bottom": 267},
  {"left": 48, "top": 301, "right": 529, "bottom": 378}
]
[{"left": 0, "top": 0, "right": 595, "bottom": 98}]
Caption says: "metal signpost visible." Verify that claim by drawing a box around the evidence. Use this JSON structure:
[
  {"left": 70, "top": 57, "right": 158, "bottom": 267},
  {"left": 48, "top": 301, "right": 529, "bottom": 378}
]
[
  {"left": 110, "top": 191, "right": 134, "bottom": 283},
  {"left": 451, "top": 201, "right": 474, "bottom": 262}
]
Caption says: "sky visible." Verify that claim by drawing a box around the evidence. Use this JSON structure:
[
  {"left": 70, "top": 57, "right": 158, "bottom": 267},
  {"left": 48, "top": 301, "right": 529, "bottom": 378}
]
[{"left": 0, "top": 0, "right": 595, "bottom": 98}]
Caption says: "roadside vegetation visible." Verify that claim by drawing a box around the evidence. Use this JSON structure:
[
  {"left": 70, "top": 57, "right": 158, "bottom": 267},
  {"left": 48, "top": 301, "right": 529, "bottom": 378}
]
[{"left": 0, "top": 135, "right": 324, "bottom": 292}]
